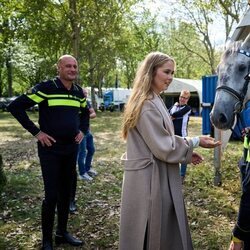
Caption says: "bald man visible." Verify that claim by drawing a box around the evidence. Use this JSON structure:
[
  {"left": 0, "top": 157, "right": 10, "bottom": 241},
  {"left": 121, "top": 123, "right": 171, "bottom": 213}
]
[{"left": 8, "top": 55, "right": 89, "bottom": 249}]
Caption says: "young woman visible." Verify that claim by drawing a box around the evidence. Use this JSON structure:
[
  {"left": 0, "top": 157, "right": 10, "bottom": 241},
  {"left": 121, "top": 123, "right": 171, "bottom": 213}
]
[{"left": 119, "top": 52, "right": 221, "bottom": 250}]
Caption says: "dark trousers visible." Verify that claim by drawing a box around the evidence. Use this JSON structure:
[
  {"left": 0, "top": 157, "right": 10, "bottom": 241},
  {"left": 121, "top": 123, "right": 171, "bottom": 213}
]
[
  {"left": 71, "top": 169, "right": 77, "bottom": 203},
  {"left": 38, "top": 142, "right": 78, "bottom": 241}
]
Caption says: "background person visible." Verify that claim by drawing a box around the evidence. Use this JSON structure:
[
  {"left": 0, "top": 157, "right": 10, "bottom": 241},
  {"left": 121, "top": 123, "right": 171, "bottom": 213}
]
[
  {"left": 229, "top": 127, "right": 250, "bottom": 250},
  {"left": 70, "top": 88, "right": 97, "bottom": 213},
  {"left": 119, "top": 51, "right": 221, "bottom": 250},
  {"left": 78, "top": 88, "right": 97, "bottom": 181},
  {"left": 8, "top": 55, "right": 89, "bottom": 250},
  {"left": 169, "top": 90, "right": 191, "bottom": 183}
]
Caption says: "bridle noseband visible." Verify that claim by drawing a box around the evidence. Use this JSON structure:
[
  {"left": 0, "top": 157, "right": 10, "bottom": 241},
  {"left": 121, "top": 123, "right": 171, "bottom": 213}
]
[{"left": 216, "top": 49, "right": 250, "bottom": 114}]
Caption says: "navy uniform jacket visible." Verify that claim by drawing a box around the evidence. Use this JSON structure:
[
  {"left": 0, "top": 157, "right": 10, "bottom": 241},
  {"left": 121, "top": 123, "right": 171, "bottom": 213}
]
[
  {"left": 8, "top": 77, "right": 89, "bottom": 144},
  {"left": 169, "top": 104, "right": 191, "bottom": 137}
]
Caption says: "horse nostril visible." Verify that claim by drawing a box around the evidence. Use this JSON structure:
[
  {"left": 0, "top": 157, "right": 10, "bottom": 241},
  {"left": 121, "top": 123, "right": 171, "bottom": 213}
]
[{"left": 219, "top": 113, "right": 227, "bottom": 124}]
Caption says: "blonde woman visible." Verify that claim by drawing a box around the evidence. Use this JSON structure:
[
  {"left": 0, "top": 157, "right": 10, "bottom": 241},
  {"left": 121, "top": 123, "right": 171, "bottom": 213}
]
[{"left": 119, "top": 52, "right": 221, "bottom": 250}]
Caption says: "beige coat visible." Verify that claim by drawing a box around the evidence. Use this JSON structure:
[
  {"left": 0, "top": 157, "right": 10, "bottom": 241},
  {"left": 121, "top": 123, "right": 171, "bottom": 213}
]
[{"left": 119, "top": 93, "right": 194, "bottom": 250}]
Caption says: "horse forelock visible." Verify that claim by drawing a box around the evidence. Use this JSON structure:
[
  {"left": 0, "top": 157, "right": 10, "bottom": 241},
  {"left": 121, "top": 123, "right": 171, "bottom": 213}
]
[{"left": 220, "top": 41, "right": 243, "bottom": 64}]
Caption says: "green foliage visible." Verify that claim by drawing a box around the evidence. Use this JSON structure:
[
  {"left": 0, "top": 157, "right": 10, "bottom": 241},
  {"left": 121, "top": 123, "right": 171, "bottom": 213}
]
[
  {"left": 0, "top": 0, "right": 247, "bottom": 96},
  {"left": 160, "top": 20, "right": 213, "bottom": 78}
]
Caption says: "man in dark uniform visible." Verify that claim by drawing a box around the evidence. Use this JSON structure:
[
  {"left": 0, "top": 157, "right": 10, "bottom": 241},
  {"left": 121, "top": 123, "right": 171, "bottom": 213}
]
[
  {"left": 8, "top": 55, "right": 89, "bottom": 250},
  {"left": 229, "top": 128, "right": 250, "bottom": 250}
]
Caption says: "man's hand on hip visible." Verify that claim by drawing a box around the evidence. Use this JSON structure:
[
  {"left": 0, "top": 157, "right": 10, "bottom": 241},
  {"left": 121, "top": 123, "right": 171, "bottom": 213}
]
[{"left": 36, "top": 131, "right": 56, "bottom": 147}]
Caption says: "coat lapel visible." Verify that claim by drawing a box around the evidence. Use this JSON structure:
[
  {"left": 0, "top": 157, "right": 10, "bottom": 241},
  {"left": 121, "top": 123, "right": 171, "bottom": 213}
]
[{"left": 150, "top": 93, "right": 175, "bottom": 136}]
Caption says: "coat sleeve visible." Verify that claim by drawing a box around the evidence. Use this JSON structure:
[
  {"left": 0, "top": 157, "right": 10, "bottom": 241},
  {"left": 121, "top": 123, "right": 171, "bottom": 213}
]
[{"left": 136, "top": 106, "right": 193, "bottom": 164}]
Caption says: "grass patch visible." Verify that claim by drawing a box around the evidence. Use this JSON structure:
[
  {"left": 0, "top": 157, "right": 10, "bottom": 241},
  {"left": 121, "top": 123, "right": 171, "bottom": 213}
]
[{"left": 0, "top": 112, "right": 243, "bottom": 249}]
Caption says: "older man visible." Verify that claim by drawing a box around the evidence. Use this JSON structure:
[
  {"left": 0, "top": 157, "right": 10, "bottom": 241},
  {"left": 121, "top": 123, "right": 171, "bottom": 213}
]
[
  {"left": 8, "top": 55, "right": 89, "bottom": 250},
  {"left": 169, "top": 90, "right": 191, "bottom": 183}
]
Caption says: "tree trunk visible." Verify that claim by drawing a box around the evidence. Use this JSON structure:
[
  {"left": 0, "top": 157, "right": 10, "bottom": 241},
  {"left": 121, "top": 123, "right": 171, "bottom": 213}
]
[
  {"left": 91, "top": 87, "right": 97, "bottom": 110},
  {"left": 6, "top": 49, "right": 13, "bottom": 97},
  {"left": 69, "top": 0, "right": 81, "bottom": 83},
  {"left": 69, "top": 0, "right": 79, "bottom": 58},
  {"left": 87, "top": 53, "right": 97, "bottom": 110},
  {"left": 0, "top": 67, "right": 3, "bottom": 96}
]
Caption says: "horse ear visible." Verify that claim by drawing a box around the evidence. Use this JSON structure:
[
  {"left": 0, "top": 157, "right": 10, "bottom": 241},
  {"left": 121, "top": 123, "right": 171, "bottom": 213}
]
[
  {"left": 241, "top": 33, "right": 250, "bottom": 50},
  {"left": 225, "top": 39, "right": 233, "bottom": 50}
]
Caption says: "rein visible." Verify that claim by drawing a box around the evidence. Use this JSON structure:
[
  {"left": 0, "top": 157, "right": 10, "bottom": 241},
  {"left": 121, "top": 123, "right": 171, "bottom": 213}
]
[{"left": 216, "top": 49, "right": 250, "bottom": 114}]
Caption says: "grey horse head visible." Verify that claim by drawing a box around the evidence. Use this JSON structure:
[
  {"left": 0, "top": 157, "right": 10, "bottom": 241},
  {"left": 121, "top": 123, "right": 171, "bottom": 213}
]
[{"left": 210, "top": 34, "right": 250, "bottom": 130}]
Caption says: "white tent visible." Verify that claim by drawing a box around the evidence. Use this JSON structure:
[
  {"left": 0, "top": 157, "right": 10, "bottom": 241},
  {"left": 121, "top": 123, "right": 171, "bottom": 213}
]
[
  {"left": 165, "top": 78, "right": 202, "bottom": 100},
  {"left": 163, "top": 77, "right": 202, "bottom": 114}
]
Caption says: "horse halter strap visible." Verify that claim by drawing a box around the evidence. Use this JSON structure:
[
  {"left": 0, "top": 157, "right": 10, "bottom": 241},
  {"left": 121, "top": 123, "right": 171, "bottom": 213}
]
[{"left": 216, "top": 48, "right": 250, "bottom": 113}]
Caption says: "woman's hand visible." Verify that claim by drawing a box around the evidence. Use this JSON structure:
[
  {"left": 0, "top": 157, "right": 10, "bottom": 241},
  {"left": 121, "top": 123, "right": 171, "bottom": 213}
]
[
  {"left": 199, "top": 136, "right": 221, "bottom": 148},
  {"left": 191, "top": 152, "right": 203, "bottom": 165},
  {"left": 229, "top": 241, "right": 243, "bottom": 250}
]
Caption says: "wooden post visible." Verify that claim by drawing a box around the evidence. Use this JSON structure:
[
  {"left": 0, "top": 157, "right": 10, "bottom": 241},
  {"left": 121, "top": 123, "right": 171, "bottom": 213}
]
[{"left": 214, "top": 127, "right": 222, "bottom": 186}]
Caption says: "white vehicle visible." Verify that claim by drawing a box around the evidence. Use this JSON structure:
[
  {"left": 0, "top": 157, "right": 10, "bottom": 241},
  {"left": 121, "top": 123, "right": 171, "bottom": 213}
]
[{"left": 101, "top": 88, "right": 132, "bottom": 111}]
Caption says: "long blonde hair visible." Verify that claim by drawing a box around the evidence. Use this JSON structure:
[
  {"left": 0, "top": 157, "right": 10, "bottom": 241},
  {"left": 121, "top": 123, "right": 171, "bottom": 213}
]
[{"left": 121, "top": 52, "right": 175, "bottom": 139}]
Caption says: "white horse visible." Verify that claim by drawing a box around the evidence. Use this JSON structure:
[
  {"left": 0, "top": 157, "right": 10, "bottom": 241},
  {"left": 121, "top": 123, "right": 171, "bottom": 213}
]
[{"left": 210, "top": 34, "right": 250, "bottom": 130}]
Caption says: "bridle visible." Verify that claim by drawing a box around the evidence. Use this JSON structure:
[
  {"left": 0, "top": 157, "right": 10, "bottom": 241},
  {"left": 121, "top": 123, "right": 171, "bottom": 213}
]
[{"left": 216, "top": 48, "right": 250, "bottom": 114}]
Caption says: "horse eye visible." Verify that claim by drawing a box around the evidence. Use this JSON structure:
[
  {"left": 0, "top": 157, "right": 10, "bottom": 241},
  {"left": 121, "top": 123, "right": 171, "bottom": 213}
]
[
  {"left": 239, "top": 64, "right": 246, "bottom": 72},
  {"left": 225, "top": 50, "right": 231, "bottom": 57}
]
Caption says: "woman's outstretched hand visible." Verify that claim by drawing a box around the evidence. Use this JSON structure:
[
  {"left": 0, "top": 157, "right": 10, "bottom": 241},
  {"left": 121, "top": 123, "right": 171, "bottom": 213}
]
[{"left": 199, "top": 136, "right": 221, "bottom": 148}]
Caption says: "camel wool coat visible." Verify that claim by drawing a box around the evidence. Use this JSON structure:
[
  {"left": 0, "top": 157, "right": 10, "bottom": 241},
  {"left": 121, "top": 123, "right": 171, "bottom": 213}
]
[{"left": 119, "top": 93, "right": 194, "bottom": 250}]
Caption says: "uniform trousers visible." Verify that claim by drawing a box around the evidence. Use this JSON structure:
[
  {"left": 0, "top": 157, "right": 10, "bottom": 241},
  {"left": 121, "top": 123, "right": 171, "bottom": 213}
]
[{"left": 38, "top": 142, "right": 78, "bottom": 241}]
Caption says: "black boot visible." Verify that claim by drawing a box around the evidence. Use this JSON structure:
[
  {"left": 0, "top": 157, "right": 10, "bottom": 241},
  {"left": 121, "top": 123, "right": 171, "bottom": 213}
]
[
  {"left": 41, "top": 240, "right": 53, "bottom": 250},
  {"left": 55, "top": 231, "right": 84, "bottom": 246}
]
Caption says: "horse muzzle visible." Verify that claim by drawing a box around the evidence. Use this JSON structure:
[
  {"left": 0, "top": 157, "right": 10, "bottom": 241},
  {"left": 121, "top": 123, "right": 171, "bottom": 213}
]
[{"left": 210, "top": 107, "right": 236, "bottom": 130}]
